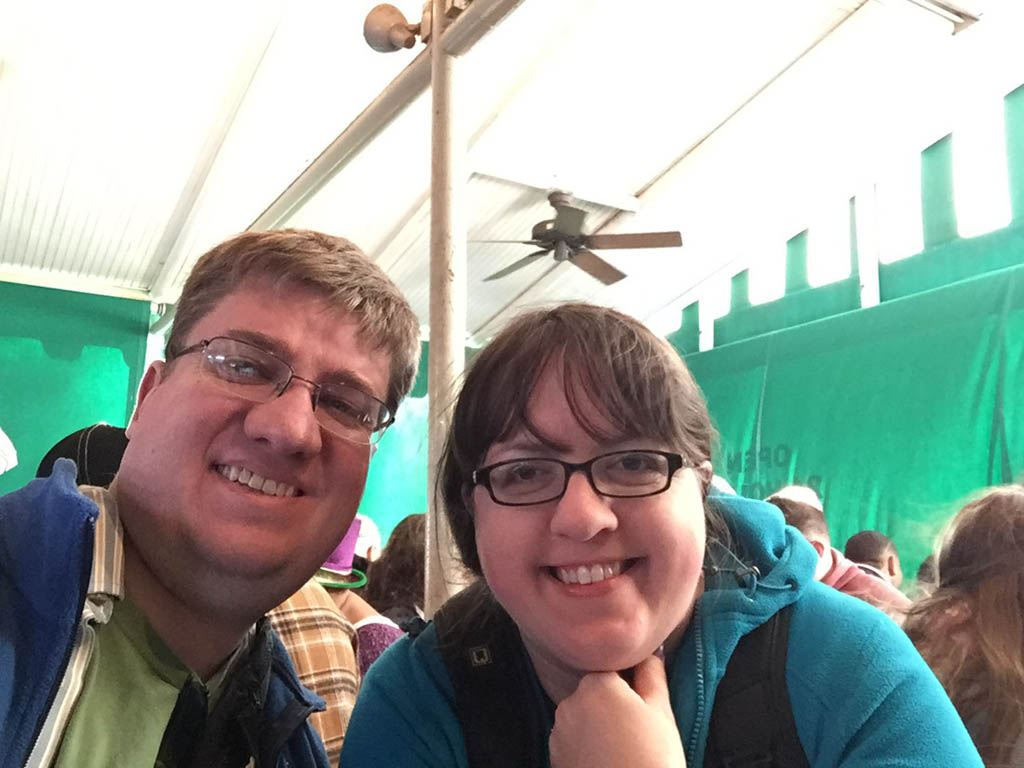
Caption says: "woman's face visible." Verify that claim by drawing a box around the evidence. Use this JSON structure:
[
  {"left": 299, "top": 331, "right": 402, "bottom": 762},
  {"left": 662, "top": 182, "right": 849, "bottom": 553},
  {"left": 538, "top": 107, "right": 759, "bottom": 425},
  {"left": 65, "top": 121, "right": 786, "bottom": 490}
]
[{"left": 471, "top": 364, "right": 707, "bottom": 696}]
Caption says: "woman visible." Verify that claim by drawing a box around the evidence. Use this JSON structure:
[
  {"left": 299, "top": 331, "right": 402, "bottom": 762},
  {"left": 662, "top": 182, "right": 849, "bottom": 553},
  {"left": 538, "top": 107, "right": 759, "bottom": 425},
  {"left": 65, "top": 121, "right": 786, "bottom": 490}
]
[
  {"left": 904, "top": 486, "right": 1024, "bottom": 767},
  {"left": 340, "top": 303, "right": 980, "bottom": 767}
]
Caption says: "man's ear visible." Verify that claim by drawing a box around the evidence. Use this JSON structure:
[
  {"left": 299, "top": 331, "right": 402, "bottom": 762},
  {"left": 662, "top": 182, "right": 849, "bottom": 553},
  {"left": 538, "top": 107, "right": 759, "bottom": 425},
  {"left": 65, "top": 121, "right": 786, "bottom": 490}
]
[
  {"left": 810, "top": 539, "right": 827, "bottom": 559},
  {"left": 125, "top": 361, "right": 166, "bottom": 439}
]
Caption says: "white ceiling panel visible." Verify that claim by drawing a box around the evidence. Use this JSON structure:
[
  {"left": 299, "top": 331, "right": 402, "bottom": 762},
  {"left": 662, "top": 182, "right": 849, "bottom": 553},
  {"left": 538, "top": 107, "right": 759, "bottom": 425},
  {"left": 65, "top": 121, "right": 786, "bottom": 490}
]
[{"left": 1, "top": 0, "right": 1021, "bottom": 341}]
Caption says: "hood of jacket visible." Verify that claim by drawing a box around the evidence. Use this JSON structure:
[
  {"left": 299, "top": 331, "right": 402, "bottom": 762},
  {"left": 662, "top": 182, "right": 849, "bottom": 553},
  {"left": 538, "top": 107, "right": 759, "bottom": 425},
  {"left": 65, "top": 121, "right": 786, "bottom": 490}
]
[{"left": 670, "top": 492, "right": 818, "bottom": 766}]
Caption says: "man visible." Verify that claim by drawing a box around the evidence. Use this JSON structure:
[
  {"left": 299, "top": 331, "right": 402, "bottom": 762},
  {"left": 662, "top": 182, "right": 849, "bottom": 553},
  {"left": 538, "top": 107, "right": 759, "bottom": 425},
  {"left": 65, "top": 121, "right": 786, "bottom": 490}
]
[
  {"left": 766, "top": 485, "right": 911, "bottom": 620},
  {"left": 844, "top": 529, "right": 904, "bottom": 588},
  {"left": 0, "top": 229, "right": 420, "bottom": 767}
]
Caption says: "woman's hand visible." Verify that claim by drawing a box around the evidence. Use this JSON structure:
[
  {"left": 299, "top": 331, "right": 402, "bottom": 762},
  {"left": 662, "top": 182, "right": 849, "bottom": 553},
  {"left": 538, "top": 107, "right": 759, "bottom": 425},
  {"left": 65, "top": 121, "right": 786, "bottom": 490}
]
[{"left": 548, "top": 655, "right": 687, "bottom": 768}]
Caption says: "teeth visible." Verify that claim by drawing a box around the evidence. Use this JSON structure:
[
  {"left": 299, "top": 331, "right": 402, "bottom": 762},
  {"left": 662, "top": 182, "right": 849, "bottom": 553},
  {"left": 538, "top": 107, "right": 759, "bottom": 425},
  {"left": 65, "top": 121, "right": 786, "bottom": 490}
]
[
  {"left": 217, "top": 465, "right": 297, "bottom": 497},
  {"left": 554, "top": 561, "right": 624, "bottom": 585}
]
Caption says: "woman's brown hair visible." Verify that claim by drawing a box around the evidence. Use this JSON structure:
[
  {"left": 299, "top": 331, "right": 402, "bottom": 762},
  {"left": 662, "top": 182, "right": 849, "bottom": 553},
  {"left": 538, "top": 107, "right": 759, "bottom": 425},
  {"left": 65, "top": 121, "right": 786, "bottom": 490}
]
[
  {"left": 438, "top": 302, "right": 722, "bottom": 576},
  {"left": 904, "top": 485, "right": 1024, "bottom": 766}
]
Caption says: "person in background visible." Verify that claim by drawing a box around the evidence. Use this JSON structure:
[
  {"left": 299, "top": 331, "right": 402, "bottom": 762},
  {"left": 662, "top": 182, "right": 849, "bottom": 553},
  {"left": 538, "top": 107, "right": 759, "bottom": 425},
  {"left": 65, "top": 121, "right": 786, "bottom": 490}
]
[
  {"left": 340, "top": 302, "right": 981, "bottom": 768},
  {"left": 904, "top": 485, "right": 1024, "bottom": 767},
  {"left": 2, "top": 228, "right": 420, "bottom": 768},
  {"left": 767, "top": 486, "right": 911, "bottom": 620},
  {"left": 844, "top": 529, "right": 904, "bottom": 588},
  {"left": 315, "top": 517, "right": 405, "bottom": 676},
  {"left": 915, "top": 553, "right": 938, "bottom": 597},
  {"left": 36, "top": 423, "right": 129, "bottom": 487},
  {"left": 365, "top": 513, "right": 426, "bottom": 629}
]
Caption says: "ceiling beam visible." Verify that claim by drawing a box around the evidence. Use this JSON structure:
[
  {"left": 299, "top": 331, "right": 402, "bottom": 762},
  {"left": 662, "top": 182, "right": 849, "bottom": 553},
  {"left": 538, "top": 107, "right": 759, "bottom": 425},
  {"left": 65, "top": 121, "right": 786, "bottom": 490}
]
[{"left": 249, "top": 0, "right": 527, "bottom": 232}]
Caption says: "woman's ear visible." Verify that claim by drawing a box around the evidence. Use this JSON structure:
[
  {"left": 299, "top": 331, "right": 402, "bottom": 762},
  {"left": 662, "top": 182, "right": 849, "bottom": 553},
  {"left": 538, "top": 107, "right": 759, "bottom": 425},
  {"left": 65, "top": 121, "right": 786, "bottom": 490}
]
[{"left": 460, "top": 482, "right": 475, "bottom": 514}]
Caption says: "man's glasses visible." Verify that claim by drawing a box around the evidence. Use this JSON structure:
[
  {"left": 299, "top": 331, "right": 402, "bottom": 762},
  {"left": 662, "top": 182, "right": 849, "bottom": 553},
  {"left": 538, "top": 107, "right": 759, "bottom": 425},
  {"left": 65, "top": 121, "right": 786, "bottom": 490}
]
[
  {"left": 471, "top": 449, "right": 687, "bottom": 506},
  {"left": 171, "top": 336, "right": 393, "bottom": 445}
]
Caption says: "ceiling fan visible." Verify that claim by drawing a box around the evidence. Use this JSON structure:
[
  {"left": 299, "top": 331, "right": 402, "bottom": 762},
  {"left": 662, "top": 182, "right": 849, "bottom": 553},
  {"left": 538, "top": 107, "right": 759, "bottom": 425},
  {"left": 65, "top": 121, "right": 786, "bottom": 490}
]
[{"left": 476, "top": 191, "right": 682, "bottom": 285}]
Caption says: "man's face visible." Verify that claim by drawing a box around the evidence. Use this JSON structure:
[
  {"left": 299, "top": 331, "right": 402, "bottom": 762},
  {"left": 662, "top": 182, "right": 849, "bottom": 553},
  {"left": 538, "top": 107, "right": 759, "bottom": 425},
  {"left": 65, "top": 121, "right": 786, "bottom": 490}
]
[{"left": 114, "top": 279, "right": 391, "bottom": 619}]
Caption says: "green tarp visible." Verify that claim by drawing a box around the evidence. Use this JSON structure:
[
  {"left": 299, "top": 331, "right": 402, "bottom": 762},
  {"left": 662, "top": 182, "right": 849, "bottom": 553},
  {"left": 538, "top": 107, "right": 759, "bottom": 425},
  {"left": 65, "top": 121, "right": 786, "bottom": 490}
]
[{"left": 682, "top": 263, "right": 1024, "bottom": 580}]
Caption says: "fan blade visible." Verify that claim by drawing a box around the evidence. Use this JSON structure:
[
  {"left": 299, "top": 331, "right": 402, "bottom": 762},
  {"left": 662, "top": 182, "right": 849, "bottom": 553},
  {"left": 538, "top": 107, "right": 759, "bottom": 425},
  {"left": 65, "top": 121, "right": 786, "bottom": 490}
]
[
  {"left": 583, "top": 231, "right": 682, "bottom": 250},
  {"left": 470, "top": 239, "right": 545, "bottom": 245},
  {"left": 483, "top": 249, "right": 552, "bottom": 281},
  {"left": 569, "top": 249, "right": 626, "bottom": 285},
  {"left": 553, "top": 203, "right": 587, "bottom": 238}
]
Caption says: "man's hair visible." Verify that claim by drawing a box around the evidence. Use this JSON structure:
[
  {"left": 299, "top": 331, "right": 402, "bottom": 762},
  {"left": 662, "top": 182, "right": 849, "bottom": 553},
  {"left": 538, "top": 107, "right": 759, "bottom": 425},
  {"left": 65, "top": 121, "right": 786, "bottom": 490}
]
[
  {"left": 439, "top": 302, "right": 725, "bottom": 576},
  {"left": 766, "top": 495, "right": 830, "bottom": 543},
  {"left": 844, "top": 530, "right": 897, "bottom": 569},
  {"left": 166, "top": 229, "right": 420, "bottom": 412},
  {"left": 904, "top": 485, "right": 1024, "bottom": 766}
]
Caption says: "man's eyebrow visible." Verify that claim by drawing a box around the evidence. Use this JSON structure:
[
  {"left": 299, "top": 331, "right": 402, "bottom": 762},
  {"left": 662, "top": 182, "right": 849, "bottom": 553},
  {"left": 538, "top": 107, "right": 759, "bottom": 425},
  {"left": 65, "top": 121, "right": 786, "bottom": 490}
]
[
  {"left": 223, "top": 329, "right": 385, "bottom": 400},
  {"left": 225, "top": 329, "right": 291, "bottom": 359}
]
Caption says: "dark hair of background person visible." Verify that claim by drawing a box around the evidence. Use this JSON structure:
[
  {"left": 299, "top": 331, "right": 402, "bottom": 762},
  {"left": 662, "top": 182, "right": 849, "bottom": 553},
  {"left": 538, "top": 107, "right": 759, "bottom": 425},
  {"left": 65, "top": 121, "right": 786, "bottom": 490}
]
[
  {"left": 438, "top": 302, "right": 727, "bottom": 578},
  {"left": 844, "top": 530, "right": 897, "bottom": 568},
  {"left": 364, "top": 514, "right": 425, "bottom": 624},
  {"left": 36, "top": 424, "right": 128, "bottom": 487},
  {"left": 917, "top": 553, "right": 938, "bottom": 587},
  {"left": 904, "top": 485, "right": 1024, "bottom": 766},
  {"left": 765, "top": 495, "right": 829, "bottom": 541}
]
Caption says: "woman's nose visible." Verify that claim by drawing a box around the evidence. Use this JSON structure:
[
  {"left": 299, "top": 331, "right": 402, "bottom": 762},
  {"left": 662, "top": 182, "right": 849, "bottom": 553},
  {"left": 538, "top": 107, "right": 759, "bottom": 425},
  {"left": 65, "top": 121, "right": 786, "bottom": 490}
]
[{"left": 549, "top": 470, "right": 618, "bottom": 541}]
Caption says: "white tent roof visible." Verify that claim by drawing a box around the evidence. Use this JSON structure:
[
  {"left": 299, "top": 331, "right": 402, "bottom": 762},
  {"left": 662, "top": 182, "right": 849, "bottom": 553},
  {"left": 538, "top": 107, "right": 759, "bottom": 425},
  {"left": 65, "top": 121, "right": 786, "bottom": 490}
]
[{"left": 0, "top": 0, "right": 1014, "bottom": 342}]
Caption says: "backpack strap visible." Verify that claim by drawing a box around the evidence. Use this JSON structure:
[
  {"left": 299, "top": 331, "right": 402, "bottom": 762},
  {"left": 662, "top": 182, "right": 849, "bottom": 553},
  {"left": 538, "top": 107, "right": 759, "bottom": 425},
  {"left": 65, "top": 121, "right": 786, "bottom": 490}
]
[
  {"left": 703, "top": 604, "right": 810, "bottom": 768},
  {"left": 431, "top": 581, "right": 550, "bottom": 768}
]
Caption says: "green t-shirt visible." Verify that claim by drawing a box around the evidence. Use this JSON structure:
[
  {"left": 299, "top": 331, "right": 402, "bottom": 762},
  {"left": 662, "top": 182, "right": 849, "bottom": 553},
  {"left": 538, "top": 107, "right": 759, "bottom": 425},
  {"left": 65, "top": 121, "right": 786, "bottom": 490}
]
[{"left": 54, "top": 597, "right": 234, "bottom": 767}]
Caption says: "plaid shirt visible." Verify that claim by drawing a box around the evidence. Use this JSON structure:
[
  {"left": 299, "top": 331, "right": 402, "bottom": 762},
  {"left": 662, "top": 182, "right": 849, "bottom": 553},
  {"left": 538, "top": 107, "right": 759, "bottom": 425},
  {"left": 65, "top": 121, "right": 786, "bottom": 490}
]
[{"left": 268, "top": 580, "right": 359, "bottom": 765}]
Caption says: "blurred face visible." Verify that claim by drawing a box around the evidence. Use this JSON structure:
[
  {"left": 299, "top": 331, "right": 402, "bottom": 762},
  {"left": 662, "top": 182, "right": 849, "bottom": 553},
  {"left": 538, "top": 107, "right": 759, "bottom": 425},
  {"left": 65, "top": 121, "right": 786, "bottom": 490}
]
[
  {"left": 114, "top": 280, "right": 391, "bottom": 619},
  {"left": 471, "top": 365, "right": 707, "bottom": 697}
]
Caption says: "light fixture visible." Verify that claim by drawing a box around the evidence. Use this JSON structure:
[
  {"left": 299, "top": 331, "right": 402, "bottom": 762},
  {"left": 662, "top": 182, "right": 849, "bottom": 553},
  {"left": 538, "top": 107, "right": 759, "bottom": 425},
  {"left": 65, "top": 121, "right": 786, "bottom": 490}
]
[{"left": 363, "top": 4, "right": 420, "bottom": 52}]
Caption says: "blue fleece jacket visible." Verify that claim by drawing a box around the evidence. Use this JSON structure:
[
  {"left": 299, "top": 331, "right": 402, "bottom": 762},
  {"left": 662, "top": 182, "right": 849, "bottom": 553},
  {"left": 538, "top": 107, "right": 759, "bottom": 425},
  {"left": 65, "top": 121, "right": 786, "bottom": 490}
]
[
  {"left": 0, "top": 459, "right": 330, "bottom": 768},
  {"left": 339, "top": 494, "right": 982, "bottom": 767}
]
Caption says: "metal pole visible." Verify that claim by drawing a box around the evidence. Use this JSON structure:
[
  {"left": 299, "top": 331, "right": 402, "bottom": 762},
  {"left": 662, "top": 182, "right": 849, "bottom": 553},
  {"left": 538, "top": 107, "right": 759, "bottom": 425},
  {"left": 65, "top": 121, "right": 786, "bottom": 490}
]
[{"left": 425, "top": 0, "right": 467, "bottom": 617}]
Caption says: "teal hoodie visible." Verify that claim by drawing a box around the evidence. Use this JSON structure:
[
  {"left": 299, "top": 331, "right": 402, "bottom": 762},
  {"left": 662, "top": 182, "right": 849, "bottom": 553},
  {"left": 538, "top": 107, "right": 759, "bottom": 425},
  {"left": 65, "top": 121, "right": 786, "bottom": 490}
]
[{"left": 340, "top": 494, "right": 983, "bottom": 767}]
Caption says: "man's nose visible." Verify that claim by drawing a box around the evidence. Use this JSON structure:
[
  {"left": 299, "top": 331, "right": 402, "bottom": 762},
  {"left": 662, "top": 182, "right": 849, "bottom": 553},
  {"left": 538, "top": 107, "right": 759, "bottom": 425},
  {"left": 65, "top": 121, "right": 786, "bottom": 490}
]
[
  {"left": 548, "top": 470, "right": 618, "bottom": 541},
  {"left": 243, "top": 377, "right": 323, "bottom": 456}
]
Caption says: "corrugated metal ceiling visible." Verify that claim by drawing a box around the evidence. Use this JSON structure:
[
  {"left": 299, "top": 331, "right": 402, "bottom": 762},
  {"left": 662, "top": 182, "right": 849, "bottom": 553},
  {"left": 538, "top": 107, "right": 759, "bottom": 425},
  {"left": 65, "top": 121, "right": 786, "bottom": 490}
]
[{"left": 0, "top": 0, "right": 1014, "bottom": 342}]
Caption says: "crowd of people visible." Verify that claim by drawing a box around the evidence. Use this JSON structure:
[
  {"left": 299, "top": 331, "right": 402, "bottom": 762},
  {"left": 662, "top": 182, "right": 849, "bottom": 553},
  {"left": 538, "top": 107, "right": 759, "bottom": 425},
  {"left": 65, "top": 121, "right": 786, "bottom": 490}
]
[{"left": 1, "top": 227, "right": 1020, "bottom": 767}]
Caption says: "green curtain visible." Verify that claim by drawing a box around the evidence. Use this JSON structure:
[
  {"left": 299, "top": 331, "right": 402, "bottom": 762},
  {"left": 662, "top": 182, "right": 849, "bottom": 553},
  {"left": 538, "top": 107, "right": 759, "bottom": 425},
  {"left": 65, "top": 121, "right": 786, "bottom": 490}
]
[
  {"left": 683, "top": 263, "right": 1024, "bottom": 582},
  {"left": 0, "top": 282, "right": 150, "bottom": 494}
]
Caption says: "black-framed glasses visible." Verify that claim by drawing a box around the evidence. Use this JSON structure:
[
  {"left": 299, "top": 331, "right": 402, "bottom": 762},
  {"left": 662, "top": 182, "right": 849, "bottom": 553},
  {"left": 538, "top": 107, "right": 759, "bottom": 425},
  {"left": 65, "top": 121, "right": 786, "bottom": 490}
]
[
  {"left": 471, "top": 449, "right": 688, "bottom": 506},
  {"left": 171, "top": 336, "right": 393, "bottom": 445}
]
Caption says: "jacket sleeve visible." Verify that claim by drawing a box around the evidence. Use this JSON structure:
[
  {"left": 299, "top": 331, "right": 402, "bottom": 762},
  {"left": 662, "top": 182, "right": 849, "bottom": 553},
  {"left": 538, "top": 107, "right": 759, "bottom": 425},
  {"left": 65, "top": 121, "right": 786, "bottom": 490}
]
[
  {"left": 338, "top": 628, "right": 470, "bottom": 768},
  {"left": 785, "top": 583, "right": 983, "bottom": 767}
]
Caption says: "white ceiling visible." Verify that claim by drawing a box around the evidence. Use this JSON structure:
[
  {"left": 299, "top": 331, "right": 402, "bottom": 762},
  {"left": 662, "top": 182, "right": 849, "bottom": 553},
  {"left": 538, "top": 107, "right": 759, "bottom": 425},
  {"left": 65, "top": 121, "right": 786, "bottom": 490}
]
[{"left": 0, "top": 0, "right": 1017, "bottom": 343}]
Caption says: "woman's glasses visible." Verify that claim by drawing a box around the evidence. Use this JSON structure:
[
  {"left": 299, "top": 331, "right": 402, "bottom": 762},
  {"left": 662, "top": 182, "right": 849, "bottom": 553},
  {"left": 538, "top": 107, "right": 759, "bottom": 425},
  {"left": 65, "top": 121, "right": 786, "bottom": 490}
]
[{"left": 471, "top": 449, "right": 687, "bottom": 506}]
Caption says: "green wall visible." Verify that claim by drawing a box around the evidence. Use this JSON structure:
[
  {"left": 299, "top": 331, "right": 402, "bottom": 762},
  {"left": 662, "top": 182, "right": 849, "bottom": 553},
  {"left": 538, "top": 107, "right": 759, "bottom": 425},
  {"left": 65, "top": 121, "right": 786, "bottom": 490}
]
[{"left": 0, "top": 282, "right": 151, "bottom": 495}]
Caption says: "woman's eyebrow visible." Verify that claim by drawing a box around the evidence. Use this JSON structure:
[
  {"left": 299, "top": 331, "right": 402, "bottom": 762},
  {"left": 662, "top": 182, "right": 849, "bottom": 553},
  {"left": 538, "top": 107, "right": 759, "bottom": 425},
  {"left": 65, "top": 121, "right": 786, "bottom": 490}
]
[{"left": 491, "top": 435, "right": 572, "bottom": 456}]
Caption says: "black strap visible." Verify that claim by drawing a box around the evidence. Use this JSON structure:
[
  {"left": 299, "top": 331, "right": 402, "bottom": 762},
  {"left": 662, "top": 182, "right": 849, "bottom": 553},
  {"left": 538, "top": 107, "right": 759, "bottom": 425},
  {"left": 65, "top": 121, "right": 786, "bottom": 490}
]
[
  {"left": 703, "top": 604, "right": 810, "bottom": 768},
  {"left": 432, "top": 585, "right": 808, "bottom": 768},
  {"left": 432, "top": 581, "right": 550, "bottom": 768}
]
